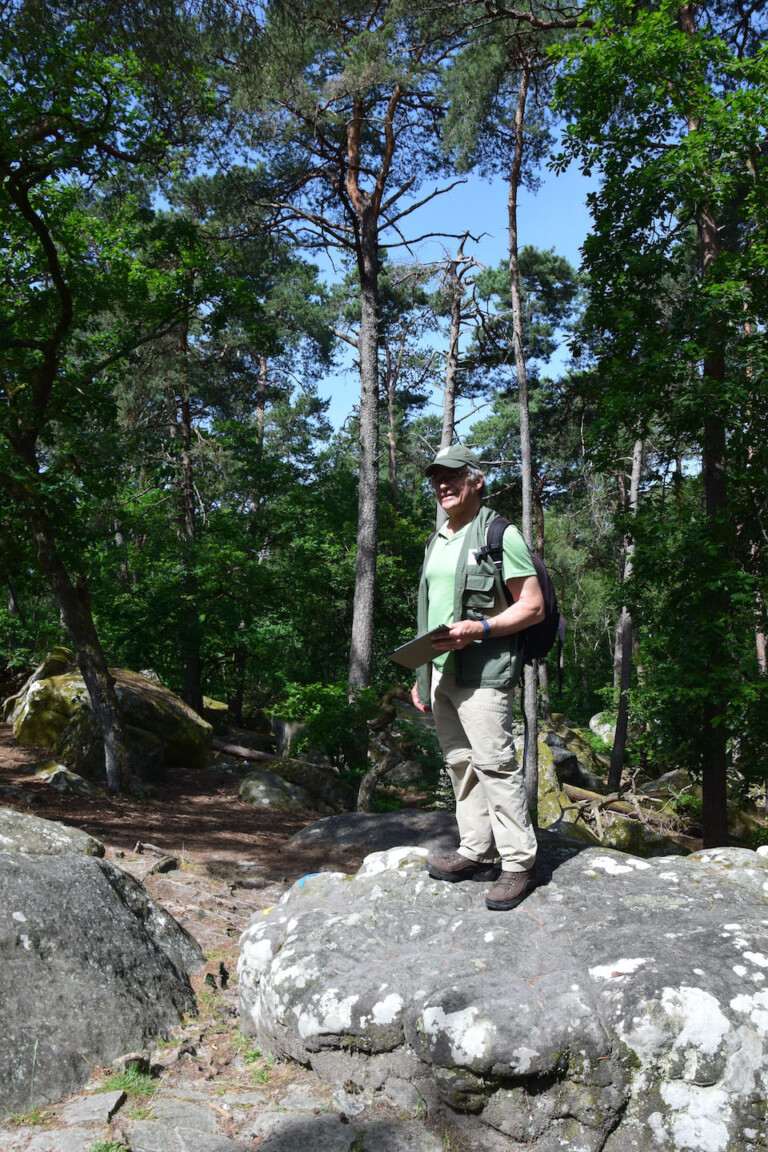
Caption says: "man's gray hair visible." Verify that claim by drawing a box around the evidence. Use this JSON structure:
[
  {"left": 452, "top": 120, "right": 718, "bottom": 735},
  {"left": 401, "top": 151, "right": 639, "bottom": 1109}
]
[{"left": 466, "top": 463, "right": 487, "bottom": 495}]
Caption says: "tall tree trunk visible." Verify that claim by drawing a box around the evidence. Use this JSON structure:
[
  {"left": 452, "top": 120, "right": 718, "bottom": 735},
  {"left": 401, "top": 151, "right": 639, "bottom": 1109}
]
[
  {"left": 26, "top": 504, "right": 128, "bottom": 792},
  {"left": 533, "top": 478, "right": 551, "bottom": 720},
  {"left": 177, "top": 299, "right": 203, "bottom": 713},
  {"left": 434, "top": 243, "right": 466, "bottom": 531},
  {"left": 507, "top": 59, "right": 538, "bottom": 818},
  {"left": 7, "top": 578, "right": 25, "bottom": 625},
  {"left": 678, "top": 3, "right": 729, "bottom": 848},
  {"left": 348, "top": 205, "right": 380, "bottom": 690},
  {"left": 385, "top": 347, "right": 399, "bottom": 502},
  {"left": 608, "top": 437, "right": 643, "bottom": 791}
]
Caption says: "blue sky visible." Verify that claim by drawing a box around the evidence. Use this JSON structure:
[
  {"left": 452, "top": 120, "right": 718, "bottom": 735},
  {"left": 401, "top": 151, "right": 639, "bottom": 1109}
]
[{"left": 317, "top": 162, "right": 595, "bottom": 431}]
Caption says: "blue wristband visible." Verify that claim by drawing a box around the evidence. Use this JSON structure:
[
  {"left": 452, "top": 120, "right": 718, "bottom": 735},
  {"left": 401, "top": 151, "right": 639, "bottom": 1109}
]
[{"left": 481, "top": 618, "right": 491, "bottom": 637}]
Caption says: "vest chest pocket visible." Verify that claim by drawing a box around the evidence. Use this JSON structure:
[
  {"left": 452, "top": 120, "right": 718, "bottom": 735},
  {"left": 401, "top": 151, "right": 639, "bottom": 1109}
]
[{"left": 464, "top": 572, "right": 497, "bottom": 619}]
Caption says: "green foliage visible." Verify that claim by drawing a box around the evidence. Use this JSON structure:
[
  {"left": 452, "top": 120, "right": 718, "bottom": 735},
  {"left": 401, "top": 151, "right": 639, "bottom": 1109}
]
[
  {"left": 273, "top": 682, "right": 380, "bottom": 773},
  {"left": 101, "top": 1064, "right": 157, "bottom": 1101},
  {"left": 623, "top": 481, "right": 768, "bottom": 781},
  {"left": 667, "top": 790, "right": 704, "bottom": 823},
  {"left": 4, "top": 1108, "right": 52, "bottom": 1127}
]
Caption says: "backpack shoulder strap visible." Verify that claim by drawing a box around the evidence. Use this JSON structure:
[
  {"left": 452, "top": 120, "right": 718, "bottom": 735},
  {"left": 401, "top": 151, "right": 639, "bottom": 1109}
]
[
  {"left": 476, "top": 515, "right": 512, "bottom": 604},
  {"left": 473, "top": 515, "right": 509, "bottom": 571}
]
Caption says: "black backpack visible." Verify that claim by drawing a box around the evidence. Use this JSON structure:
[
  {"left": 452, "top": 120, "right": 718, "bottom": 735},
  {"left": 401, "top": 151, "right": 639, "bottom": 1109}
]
[{"left": 478, "top": 516, "right": 564, "bottom": 667}]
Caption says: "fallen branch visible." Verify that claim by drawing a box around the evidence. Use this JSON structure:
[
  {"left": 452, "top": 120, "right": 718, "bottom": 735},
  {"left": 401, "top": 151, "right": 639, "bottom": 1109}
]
[{"left": 212, "top": 738, "right": 280, "bottom": 762}]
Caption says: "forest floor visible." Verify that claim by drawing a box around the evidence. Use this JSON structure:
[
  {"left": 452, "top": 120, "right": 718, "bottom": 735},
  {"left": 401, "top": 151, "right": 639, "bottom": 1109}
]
[{"left": 0, "top": 723, "right": 447, "bottom": 1152}]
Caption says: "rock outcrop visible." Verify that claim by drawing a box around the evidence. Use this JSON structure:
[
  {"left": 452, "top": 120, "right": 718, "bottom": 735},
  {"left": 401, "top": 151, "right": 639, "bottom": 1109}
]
[
  {"left": 239, "top": 759, "right": 356, "bottom": 814},
  {"left": 0, "top": 806, "right": 105, "bottom": 857},
  {"left": 0, "top": 808, "right": 204, "bottom": 1113},
  {"left": 4, "top": 651, "right": 212, "bottom": 778},
  {"left": 239, "top": 839, "right": 768, "bottom": 1152}
]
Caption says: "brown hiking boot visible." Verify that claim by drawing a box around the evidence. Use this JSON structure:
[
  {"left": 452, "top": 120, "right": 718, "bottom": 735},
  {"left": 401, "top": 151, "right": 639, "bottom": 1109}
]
[
  {"left": 485, "top": 868, "right": 535, "bottom": 910},
  {"left": 427, "top": 851, "right": 500, "bottom": 883}
]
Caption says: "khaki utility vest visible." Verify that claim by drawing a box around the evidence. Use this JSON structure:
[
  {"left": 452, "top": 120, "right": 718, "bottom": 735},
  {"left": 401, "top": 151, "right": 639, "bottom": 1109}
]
[{"left": 415, "top": 505, "right": 524, "bottom": 707}]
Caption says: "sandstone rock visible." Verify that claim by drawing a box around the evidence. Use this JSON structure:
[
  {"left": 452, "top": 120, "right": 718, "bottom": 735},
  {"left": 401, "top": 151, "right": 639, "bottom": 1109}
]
[
  {"left": 637, "top": 768, "right": 691, "bottom": 795},
  {"left": 272, "top": 759, "right": 355, "bottom": 812},
  {"left": 6, "top": 654, "right": 212, "bottom": 777},
  {"left": 33, "top": 763, "right": 100, "bottom": 797},
  {"left": 537, "top": 741, "right": 577, "bottom": 829},
  {"left": 285, "top": 810, "right": 458, "bottom": 856},
  {"left": 598, "top": 812, "right": 689, "bottom": 857},
  {"left": 0, "top": 851, "right": 204, "bottom": 1113},
  {"left": 239, "top": 768, "right": 314, "bottom": 810},
  {"left": 0, "top": 806, "right": 104, "bottom": 856},
  {"left": 589, "top": 710, "right": 616, "bottom": 745},
  {"left": 202, "top": 695, "right": 230, "bottom": 728},
  {"left": 239, "top": 841, "right": 768, "bottom": 1152}
]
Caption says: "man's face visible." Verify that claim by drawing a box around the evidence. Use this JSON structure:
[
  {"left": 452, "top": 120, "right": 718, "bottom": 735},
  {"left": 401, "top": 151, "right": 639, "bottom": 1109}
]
[{"left": 430, "top": 466, "right": 483, "bottom": 518}]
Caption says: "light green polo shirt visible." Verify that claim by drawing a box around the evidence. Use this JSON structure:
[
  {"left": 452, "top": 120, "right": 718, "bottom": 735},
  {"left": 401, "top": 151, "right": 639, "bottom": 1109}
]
[{"left": 425, "top": 520, "right": 535, "bottom": 670}]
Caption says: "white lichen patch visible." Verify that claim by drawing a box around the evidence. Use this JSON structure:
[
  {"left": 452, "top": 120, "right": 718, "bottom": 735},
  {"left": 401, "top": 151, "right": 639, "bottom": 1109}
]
[
  {"left": 239, "top": 936, "right": 274, "bottom": 978},
  {"left": 733, "top": 965, "right": 747, "bottom": 977},
  {"left": 484, "top": 932, "right": 495, "bottom": 942},
  {"left": 421, "top": 1004, "right": 495, "bottom": 1065},
  {"left": 658, "top": 1081, "right": 730, "bottom": 1152},
  {"left": 297, "top": 989, "right": 360, "bottom": 1039},
  {"left": 730, "top": 989, "right": 768, "bottom": 1035},
  {"left": 370, "top": 993, "right": 403, "bottom": 1025},
  {"left": 585, "top": 854, "right": 652, "bottom": 877},
  {"left": 12, "top": 911, "right": 26, "bottom": 922},
  {"left": 271, "top": 952, "right": 321, "bottom": 991},
  {"left": 589, "top": 957, "right": 650, "bottom": 981},
  {"left": 409, "top": 924, "right": 421, "bottom": 937},
  {"left": 743, "top": 951, "right": 768, "bottom": 968},
  {"left": 357, "top": 846, "right": 428, "bottom": 876},
  {"left": 662, "top": 987, "right": 730, "bottom": 1057},
  {"left": 510, "top": 1045, "right": 540, "bottom": 1073}
]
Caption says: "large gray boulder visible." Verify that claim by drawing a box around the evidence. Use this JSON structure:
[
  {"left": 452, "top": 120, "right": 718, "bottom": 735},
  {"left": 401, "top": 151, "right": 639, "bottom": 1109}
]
[
  {"left": 5, "top": 651, "right": 212, "bottom": 777},
  {"left": 239, "top": 842, "right": 768, "bottom": 1152},
  {"left": 0, "top": 805, "right": 104, "bottom": 857},
  {"left": 285, "top": 809, "right": 458, "bottom": 854},
  {"left": 1, "top": 812, "right": 204, "bottom": 1113}
]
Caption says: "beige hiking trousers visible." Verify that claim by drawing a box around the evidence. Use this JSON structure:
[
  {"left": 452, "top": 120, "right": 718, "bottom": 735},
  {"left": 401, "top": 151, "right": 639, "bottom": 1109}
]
[{"left": 431, "top": 669, "right": 537, "bottom": 872}]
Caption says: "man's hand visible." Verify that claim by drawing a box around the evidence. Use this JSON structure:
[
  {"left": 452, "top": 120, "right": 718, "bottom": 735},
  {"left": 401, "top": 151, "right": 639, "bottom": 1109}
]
[
  {"left": 430, "top": 620, "right": 484, "bottom": 652},
  {"left": 411, "top": 681, "right": 431, "bottom": 713}
]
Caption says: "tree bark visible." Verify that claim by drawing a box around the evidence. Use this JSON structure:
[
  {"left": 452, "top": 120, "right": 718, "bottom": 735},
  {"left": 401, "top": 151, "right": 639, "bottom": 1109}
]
[
  {"left": 176, "top": 300, "right": 203, "bottom": 713},
  {"left": 347, "top": 203, "right": 380, "bottom": 690},
  {"left": 434, "top": 242, "right": 467, "bottom": 531},
  {"left": 678, "top": 3, "right": 729, "bottom": 848},
  {"left": 385, "top": 344, "right": 400, "bottom": 502},
  {"left": 26, "top": 504, "right": 128, "bottom": 792},
  {"left": 507, "top": 59, "right": 539, "bottom": 818},
  {"left": 608, "top": 437, "right": 643, "bottom": 791}
]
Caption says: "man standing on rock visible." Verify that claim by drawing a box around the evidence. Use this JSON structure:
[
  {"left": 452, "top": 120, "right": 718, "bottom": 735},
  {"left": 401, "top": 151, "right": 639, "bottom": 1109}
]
[{"left": 411, "top": 445, "right": 544, "bottom": 910}]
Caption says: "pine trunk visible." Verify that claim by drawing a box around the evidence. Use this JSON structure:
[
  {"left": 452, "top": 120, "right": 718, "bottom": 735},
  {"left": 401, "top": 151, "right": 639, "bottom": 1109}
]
[
  {"left": 177, "top": 309, "right": 203, "bottom": 714},
  {"left": 348, "top": 207, "right": 380, "bottom": 690},
  {"left": 507, "top": 61, "right": 538, "bottom": 818}
]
